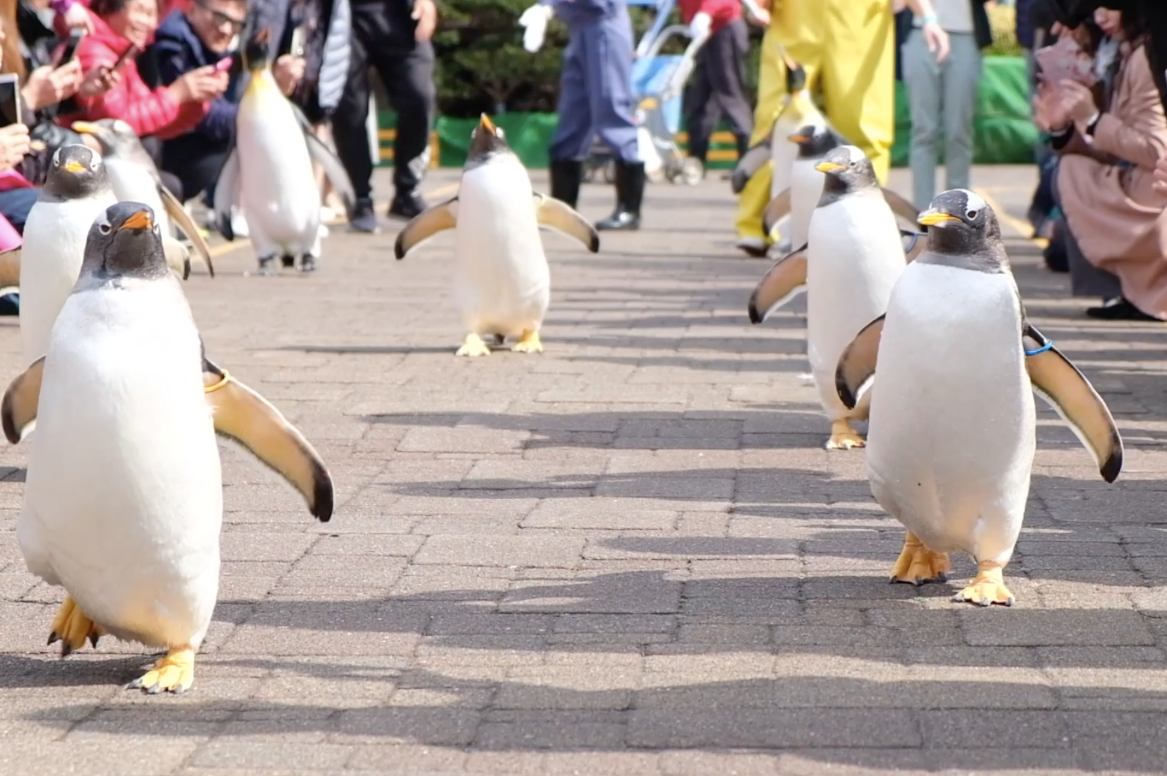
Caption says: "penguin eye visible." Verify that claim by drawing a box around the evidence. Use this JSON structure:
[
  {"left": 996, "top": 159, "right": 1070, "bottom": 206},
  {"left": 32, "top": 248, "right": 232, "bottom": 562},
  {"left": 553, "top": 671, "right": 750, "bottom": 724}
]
[
  {"left": 98, "top": 223, "right": 111, "bottom": 235},
  {"left": 966, "top": 209, "right": 979, "bottom": 220},
  {"left": 89, "top": 158, "right": 99, "bottom": 170}
]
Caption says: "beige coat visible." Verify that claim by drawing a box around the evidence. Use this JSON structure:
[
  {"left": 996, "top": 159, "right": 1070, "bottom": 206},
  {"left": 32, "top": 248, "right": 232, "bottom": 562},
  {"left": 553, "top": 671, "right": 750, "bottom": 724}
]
[{"left": 1057, "top": 42, "right": 1167, "bottom": 318}]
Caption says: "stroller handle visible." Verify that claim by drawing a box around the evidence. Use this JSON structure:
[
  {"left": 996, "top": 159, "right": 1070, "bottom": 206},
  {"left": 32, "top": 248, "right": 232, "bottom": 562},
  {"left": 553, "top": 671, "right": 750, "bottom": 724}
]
[
  {"left": 641, "top": 25, "right": 709, "bottom": 103},
  {"left": 640, "top": 24, "right": 706, "bottom": 61}
]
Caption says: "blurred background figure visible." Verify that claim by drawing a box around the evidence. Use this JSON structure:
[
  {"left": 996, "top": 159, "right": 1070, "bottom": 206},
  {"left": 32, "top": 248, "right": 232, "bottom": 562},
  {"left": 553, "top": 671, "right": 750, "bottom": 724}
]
[
  {"left": 333, "top": 0, "right": 435, "bottom": 234},
  {"left": 521, "top": 0, "right": 644, "bottom": 231}
]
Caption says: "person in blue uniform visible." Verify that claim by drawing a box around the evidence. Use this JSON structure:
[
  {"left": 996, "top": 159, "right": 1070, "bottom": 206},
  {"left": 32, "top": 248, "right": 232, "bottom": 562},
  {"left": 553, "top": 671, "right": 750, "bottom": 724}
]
[{"left": 520, "top": 0, "right": 644, "bottom": 230}]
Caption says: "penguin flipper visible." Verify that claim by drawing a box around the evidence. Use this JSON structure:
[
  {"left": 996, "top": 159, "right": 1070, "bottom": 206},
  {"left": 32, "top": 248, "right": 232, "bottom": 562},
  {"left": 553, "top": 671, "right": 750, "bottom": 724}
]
[
  {"left": 213, "top": 148, "right": 241, "bottom": 241},
  {"left": 0, "top": 247, "right": 19, "bottom": 288},
  {"left": 747, "top": 245, "right": 807, "bottom": 324},
  {"left": 899, "top": 229, "right": 927, "bottom": 262},
  {"left": 1023, "top": 324, "right": 1123, "bottom": 483},
  {"left": 163, "top": 236, "right": 193, "bottom": 280},
  {"left": 202, "top": 358, "right": 335, "bottom": 521},
  {"left": 835, "top": 315, "right": 886, "bottom": 411},
  {"left": 304, "top": 130, "right": 356, "bottom": 216},
  {"left": 761, "top": 188, "right": 792, "bottom": 238},
  {"left": 881, "top": 187, "right": 921, "bottom": 224},
  {"left": 394, "top": 198, "right": 458, "bottom": 259},
  {"left": 158, "top": 184, "right": 214, "bottom": 277},
  {"left": 1, "top": 356, "right": 45, "bottom": 444},
  {"left": 732, "top": 143, "right": 771, "bottom": 194},
  {"left": 532, "top": 193, "right": 599, "bottom": 253}
]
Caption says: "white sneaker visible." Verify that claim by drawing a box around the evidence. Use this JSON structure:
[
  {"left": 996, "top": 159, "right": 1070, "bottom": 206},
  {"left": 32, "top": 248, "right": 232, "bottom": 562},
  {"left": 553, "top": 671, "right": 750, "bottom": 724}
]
[{"left": 230, "top": 211, "right": 250, "bottom": 238}]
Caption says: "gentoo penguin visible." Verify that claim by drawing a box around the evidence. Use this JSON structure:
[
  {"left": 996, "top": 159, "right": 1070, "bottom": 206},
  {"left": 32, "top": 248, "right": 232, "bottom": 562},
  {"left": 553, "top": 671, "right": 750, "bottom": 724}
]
[
  {"left": 71, "top": 120, "right": 214, "bottom": 276},
  {"left": 762, "top": 134, "right": 922, "bottom": 245},
  {"left": 771, "top": 145, "right": 906, "bottom": 449},
  {"left": 19, "top": 145, "right": 117, "bottom": 366},
  {"left": 1, "top": 202, "right": 333, "bottom": 691},
  {"left": 760, "top": 124, "right": 842, "bottom": 248},
  {"left": 395, "top": 114, "right": 599, "bottom": 357},
  {"left": 213, "top": 30, "right": 355, "bottom": 274},
  {"left": 835, "top": 189, "right": 1123, "bottom": 605}
]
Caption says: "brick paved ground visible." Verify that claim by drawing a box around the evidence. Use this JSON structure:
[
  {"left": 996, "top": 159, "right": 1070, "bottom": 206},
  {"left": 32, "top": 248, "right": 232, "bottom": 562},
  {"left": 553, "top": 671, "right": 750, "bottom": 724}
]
[{"left": 1, "top": 165, "right": 1165, "bottom": 775}]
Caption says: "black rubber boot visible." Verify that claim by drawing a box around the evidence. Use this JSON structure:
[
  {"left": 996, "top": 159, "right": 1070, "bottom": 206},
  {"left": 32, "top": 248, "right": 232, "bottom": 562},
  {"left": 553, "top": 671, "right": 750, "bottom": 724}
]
[
  {"left": 549, "top": 159, "right": 583, "bottom": 209},
  {"left": 595, "top": 160, "right": 644, "bottom": 231}
]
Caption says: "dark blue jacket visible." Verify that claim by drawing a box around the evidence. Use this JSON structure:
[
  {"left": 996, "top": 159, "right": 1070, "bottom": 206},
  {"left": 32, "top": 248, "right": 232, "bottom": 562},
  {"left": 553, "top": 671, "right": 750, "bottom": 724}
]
[{"left": 145, "top": 11, "right": 241, "bottom": 144}]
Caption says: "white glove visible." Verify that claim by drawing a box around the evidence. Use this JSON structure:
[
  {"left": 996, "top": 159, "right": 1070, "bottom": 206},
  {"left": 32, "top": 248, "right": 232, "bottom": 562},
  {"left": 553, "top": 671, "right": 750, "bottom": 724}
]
[
  {"left": 519, "top": 4, "right": 553, "bottom": 53},
  {"left": 689, "top": 11, "right": 712, "bottom": 40}
]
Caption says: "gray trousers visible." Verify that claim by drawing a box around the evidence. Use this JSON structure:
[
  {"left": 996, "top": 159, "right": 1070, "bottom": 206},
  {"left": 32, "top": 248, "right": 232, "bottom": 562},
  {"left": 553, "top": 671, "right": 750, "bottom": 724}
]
[{"left": 903, "top": 29, "right": 981, "bottom": 208}]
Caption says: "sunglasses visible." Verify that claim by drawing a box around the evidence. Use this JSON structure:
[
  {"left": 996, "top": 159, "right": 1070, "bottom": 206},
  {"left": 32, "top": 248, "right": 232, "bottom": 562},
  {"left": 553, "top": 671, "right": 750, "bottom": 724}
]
[{"left": 196, "top": 1, "right": 246, "bottom": 31}]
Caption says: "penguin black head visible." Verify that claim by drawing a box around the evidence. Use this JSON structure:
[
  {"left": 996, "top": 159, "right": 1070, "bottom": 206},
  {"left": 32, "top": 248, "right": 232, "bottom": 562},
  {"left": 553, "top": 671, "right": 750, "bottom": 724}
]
[
  {"left": 43, "top": 144, "right": 109, "bottom": 200},
  {"left": 788, "top": 124, "right": 841, "bottom": 160},
  {"left": 815, "top": 145, "right": 878, "bottom": 195},
  {"left": 917, "top": 188, "right": 1009, "bottom": 272},
  {"left": 81, "top": 202, "right": 168, "bottom": 281},
  {"left": 243, "top": 27, "right": 271, "bottom": 71},
  {"left": 467, "top": 114, "right": 511, "bottom": 166}
]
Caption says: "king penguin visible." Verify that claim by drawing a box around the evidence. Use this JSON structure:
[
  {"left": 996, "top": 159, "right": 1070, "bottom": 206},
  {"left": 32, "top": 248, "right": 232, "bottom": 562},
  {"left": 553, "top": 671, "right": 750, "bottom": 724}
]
[
  {"left": 19, "top": 145, "right": 117, "bottom": 366},
  {"left": 213, "top": 29, "right": 355, "bottom": 274},
  {"left": 2, "top": 202, "right": 334, "bottom": 691},
  {"left": 395, "top": 114, "right": 599, "bottom": 356},
  {"left": 835, "top": 189, "right": 1123, "bottom": 605},
  {"left": 71, "top": 120, "right": 214, "bottom": 277}
]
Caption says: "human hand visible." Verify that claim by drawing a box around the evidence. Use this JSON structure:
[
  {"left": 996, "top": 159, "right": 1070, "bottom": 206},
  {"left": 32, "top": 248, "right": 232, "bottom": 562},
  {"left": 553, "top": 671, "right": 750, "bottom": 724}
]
[
  {"left": 22, "top": 61, "right": 82, "bottom": 111},
  {"left": 412, "top": 0, "right": 437, "bottom": 42},
  {"left": 689, "top": 11, "right": 712, "bottom": 40},
  {"left": 273, "top": 55, "right": 306, "bottom": 96},
  {"left": 1154, "top": 156, "right": 1167, "bottom": 195},
  {"left": 78, "top": 64, "right": 119, "bottom": 98},
  {"left": 62, "top": 3, "right": 95, "bottom": 34},
  {"left": 922, "top": 19, "right": 950, "bottom": 63},
  {"left": 169, "top": 65, "right": 228, "bottom": 103},
  {"left": 519, "top": 4, "right": 553, "bottom": 53},
  {"left": 1059, "top": 79, "right": 1099, "bottom": 127},
  {"left": 0, "top": 124, "right": 31, "bottom": 171},
  {"left": 1033, "top": 82, "right": 1071, "bottom": 133}
]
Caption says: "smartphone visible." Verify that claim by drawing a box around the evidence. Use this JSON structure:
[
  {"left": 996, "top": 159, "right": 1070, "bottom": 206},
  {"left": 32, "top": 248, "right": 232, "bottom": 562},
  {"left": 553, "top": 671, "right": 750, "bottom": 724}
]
[
  {"left": 0, "top": 74, "right": 21, "bottom": 127},
  {"left": 289, "top": 27, "right": 306, "bottom": 58},
  {"left": 110, "top": 43, "right": 139, "bottom": 72},
  {"left": 56, "top": 28, "right": 86, "bottom": 67}
]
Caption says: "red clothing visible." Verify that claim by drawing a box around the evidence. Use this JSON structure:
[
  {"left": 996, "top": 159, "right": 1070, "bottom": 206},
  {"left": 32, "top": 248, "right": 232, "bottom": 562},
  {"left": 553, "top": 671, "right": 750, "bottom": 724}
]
[
  {"left": 678, "top": 0, "right": 741, "bottom": 33},
  {"left": 62, "top": 8, "right": 207, "bottom": 139}
]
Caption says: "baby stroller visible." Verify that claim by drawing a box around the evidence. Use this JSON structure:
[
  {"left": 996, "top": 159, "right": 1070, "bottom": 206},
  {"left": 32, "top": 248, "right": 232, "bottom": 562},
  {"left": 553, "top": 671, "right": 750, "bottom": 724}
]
[{"left": 582, "top": 0, "right": 708, "bottom": 186}]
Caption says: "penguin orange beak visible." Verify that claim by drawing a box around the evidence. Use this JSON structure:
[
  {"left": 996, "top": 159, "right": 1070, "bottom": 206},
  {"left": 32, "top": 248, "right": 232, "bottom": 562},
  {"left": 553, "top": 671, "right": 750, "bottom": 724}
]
[
  {"left": 120, "top": 210, "right": 153, "bottom": 231},
  {"left": 71, "top": 121, "right": 99, "bottom": 135},
  {"left": 918, "top": 210, "right": 961, "bottom": 227},
  {"left": 787, "top": 133, "right": 810, "bottom": 143},
  {"left": 815, "top": 161, "right": 844, "bottom": 174},
  {"left": 62, "top": 160, "right": 86, "bottom": 174},
  {"left": 479, "top": 114, "right": 496, "bottom": 135}
]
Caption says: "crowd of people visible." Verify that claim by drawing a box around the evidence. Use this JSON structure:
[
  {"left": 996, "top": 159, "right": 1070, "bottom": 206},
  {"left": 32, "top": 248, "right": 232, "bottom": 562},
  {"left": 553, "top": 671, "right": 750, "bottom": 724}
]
[{"left": 0, "top": 0, "right": 1163, "bottom": 321}]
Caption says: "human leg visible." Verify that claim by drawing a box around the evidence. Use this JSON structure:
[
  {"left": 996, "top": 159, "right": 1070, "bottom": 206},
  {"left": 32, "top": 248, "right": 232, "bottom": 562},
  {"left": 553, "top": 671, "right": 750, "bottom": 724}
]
[{"left": 903, "top": 27, "right": 942, "bottom": 208}]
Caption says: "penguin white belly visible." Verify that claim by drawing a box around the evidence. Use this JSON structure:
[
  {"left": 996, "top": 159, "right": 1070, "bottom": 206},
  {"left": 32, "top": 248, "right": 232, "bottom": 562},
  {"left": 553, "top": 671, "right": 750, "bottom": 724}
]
[
  {"left": 806, "top": 192, "right": 905, "bottom": 419},
  {"left": 19, "top": 195, "right": 114, "bottom": 364},
  {"left": 769, "top": 120, "right": 800, "bottom": 200},
  {"left": 237, "top": 78, "right": 320, "bottom": 256},
  {"left": 19, "top": 279, "right": 223, "bottom": 647},
  {"left": 866, "top": 264, "right": 1035, "bottom": 563},
  {"left": 788, "top": 159, "right": 824, "bottom": 249},
  {"left": 453, "top": 158, "right": 550, "bottom": 336}
]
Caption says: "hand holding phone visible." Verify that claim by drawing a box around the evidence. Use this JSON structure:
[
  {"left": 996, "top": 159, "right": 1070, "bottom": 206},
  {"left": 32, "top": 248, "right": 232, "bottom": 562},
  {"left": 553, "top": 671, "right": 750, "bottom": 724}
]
[
  {"left": 0, "top": 73, "right": 21, "bottom": 127},
  {"left": 110, "top": 43, "right": 139, "bottom": 72},
  {"left": 0, "top": 124, "right": 31, "bottom": 171},
  {"left": 55, "top": 28, "right": 86, "bottom": 67}
]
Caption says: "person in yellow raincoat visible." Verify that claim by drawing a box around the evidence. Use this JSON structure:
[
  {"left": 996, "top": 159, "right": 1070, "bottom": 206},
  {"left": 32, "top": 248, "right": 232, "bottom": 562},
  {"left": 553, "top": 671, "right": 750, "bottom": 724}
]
[{"left": 735, "top": 0, "right": 949, "bottom": 255}]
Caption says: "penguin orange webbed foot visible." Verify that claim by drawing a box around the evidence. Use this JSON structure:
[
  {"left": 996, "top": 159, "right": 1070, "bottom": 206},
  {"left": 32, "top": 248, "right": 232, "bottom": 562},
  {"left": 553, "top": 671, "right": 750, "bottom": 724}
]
[
  {"left": 889, "top": 532, "right": 950, "bottom": 586},
  {"left": 128, "top": 646, "right": 195, "bottom": 694},
  {"left": 826, "top": 420, "right": 865, "bottom": 450},
  {"left": 47, "top": 596, "right": 104, "bottom": 657},
  {"left": 456, "top": 333, "right": 492, "bottom": 358},
  {"left": 953, "top": 562, "right": 1015, "bottom": 607},
  {"left": 511, "top": 329, "right": 543, "bottom": 354}
]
